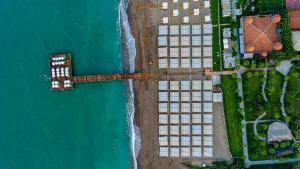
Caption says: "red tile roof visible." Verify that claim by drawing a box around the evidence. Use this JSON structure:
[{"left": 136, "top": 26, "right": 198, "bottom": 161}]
[
  {"left": 286, "top": 0, "right": 300, "bottom": 9},
  {"left": 243, "top": 15, "right": 281, "bottom": 53},
  {"left": 289, "top": 10, "right": 300, "bottom": 30}
]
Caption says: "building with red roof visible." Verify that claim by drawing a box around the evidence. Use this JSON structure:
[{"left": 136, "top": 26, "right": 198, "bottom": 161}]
[
  {"left": 242, "top": 15, "right": 283, "bottom": 57},
  {"left": 286, "top": 1, "right": 300, "bottom": 51},
  {"left": 289, "top": 10, "right": 300, "bottom": 30}
]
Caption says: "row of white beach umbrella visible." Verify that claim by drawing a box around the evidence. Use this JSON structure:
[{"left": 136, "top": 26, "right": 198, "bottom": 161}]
[
  {"left": 51, "top": 80, "right": 72, "bottom": 88},
  {"left": 52, "top": 57, "right": 65, "bottom": 61},
  {"left": 52, "top": 61, "right": 65, "bottom": 66},
  {"left": 51, "top": 67, "right": 70, "bottom": 78}
]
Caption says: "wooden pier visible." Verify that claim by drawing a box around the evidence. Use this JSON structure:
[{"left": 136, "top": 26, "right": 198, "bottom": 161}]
[
  {"left": 73, "top": 73, "right": 148, "bottom": 83},
  {"left": 49, "top": 53, "right": 237, "bottom": 90},
  {"left": 72, "top": 71, "right": 204, "bottom": 83}
]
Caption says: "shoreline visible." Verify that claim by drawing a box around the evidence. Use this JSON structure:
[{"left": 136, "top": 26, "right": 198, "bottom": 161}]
[
  {"left": 126, "top": 0, "right": 186, "bottom": 168},
  {"left": 125, "top": 0, "right": 142, "bottom": 168},
  {"left": 119, "top": 0, "right": 140, "bottom": 169}
]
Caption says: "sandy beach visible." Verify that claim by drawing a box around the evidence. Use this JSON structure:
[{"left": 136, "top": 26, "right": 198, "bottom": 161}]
[
  {"left": 127, "top": 0, "right": 232, "bottom": 168},
  {"left": 127, "top": 0, "right": 186, "bottom": 168}
]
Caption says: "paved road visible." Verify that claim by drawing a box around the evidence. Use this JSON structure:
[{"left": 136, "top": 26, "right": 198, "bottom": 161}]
[
  {"left": 246, "top": 119, "right": 280, "bottom": 124},
  {"left": 280, "top": 81, "right": 288, "bottom": 118},
  {"left": 249, "top": 157, "right": 300, "bottom": 166},
  {"left": 253, "top": 113, "right": 267, "bottom": 141}
]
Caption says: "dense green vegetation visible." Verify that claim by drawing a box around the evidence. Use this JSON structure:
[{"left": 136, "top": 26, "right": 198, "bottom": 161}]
[
  {"left": 246, "top": 124, "right": 295, "bottom": 161},
  {"left": 221, "top": 75, "right": 243, "bottom": 157},
  {"left": 285, "top": 67, "right": 300, "bottom": 140},
  {"left": 280, "top": 11, "right": 295, "bottom": 54},
  {"left": 220, "top": 17, "right": 232, "bottom": 24},
  {"left": 211, "top": 0, "right": 221, "bottom": 71},
  {"left": 247, "top": 124, "right": 271, "bottom": 160},
  {"left": 256, "top": 0, "right": 284, "bottom": 13},
  {"left": 242, "top": 72, "right": 266, "bottom": 121},
  {"left": 187, "top": 159, "right": 244, "bottom": 169},
  {"left": 268, "top": 10, "right": 300, "bottom": 66},
  {"left": 265, "top": 70, "right": 284, "bottom": 118},
  {"left": 237, "top": 0, "right": 247, "bottom": 9},
  {"left": 270, "top": 11, "right": 298, "bottom": 61},
  {"left": 213, "top": 26, "right": 221, "bottom": 71},
  {"left": 211, "top": 0, "right": 219, "bottom": 25},
  {"left": 240, "top": 58, "right": 268, "bottom": 69},
  {"left": 242, "top": 0, "right": 257, "bottom": 15},
  {"left": 256, "top": 122, "right": 268, "bottom": 139}
]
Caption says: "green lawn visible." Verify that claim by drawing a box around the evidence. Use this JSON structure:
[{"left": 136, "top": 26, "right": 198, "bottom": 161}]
[
  {"left": 212, "top": 26, "right": 221, "bottom": 71},
  {"left": 211, "top": 0, "right": 221, "bottom": 71},
  {"left": 211, "top": 0, "right": 219, "bottom": 25},
  {"left": 285, "top": 67, "right": 300, "bottom": 139},
  {"left": 221, "top": 75, "right": 243, "bottom": 157},
  {"left": 262, "top": 0, "right": 284, "bottom": 11},
  {"left": 286, "top": 67, "right": 300, "bottom": 118},
  {"left": 242, "top": 72, "right": 266, "bottom": 121},
  {"left": 265, "top": 71, "right": 284, "bottom": 118}
]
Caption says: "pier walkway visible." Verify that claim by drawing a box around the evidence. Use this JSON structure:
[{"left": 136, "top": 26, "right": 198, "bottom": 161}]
[{"left": 72, "top": 71, "right": 204, "bottom": 83}]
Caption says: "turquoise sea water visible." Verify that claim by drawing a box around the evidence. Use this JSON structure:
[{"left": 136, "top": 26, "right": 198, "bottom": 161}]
[{"left": 0, "top": 0, "right": 131, "bottom": 169}]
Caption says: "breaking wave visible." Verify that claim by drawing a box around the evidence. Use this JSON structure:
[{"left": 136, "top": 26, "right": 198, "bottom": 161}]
[{"left": 119, "top": 0, "right": 140, "bottom": 169}]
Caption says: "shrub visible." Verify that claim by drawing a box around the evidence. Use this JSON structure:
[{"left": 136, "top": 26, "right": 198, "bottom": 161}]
[
  {"left": 285, "top": 116, "right": 291, "bottom": 123},
  {"left": 274, "top": 113, "right": 280, "bottom": 119}
]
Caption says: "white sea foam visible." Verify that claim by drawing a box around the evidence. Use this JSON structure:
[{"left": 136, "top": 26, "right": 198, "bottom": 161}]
[{"left": 119, "top": 0, "right": 141, "bottom": 169}]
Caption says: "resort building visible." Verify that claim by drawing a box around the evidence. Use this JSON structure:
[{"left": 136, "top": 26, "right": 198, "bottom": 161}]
[
  {"left": 292, "top": 31, "right": 300, "bottom": 51},
  {"left": 288, "top": 10, "right": 300, "bottom": 30},
  {"left": 240, "top": 15, "right": 283, "bottom": 58},
  {"left": 222, "top": 28, "right": 232, "bottom": 51},
  {"left": 275, "top": 146, "right": 294, "bottom": 157},
  {"left": 222, "top": 28, "right": 235, "bottom": 68},
  {"left": 286, "top": 0, "right": 300, "bottom": 9},
  {"left": 267, "top": 122, "right": 293, "bottom": 143},
  {"left": 221, "top": 0, "right": 232, "bottom": 17},
  {"left": 283, "top": 0, "right": 300, "bottom": 51}
]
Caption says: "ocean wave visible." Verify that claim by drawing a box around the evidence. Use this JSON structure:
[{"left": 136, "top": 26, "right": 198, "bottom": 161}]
[{"left": 118, "top": 0, "right": 141, "bottom": 169}]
